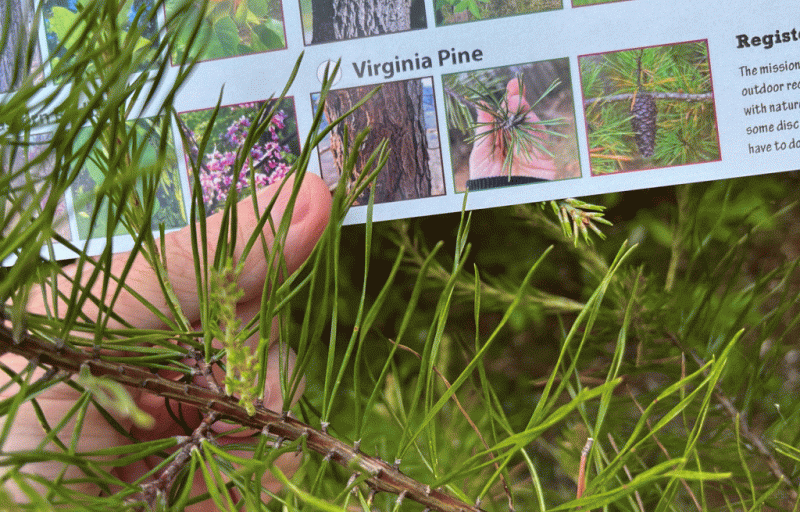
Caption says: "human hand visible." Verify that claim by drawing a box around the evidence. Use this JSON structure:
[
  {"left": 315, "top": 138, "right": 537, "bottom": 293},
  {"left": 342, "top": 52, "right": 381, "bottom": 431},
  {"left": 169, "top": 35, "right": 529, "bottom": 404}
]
[
  {"left": 1, "top": 173, "right": 332, "bottom": 509},
  {"left": 468, "top": 77, "right": 557, "bottom": 182}
]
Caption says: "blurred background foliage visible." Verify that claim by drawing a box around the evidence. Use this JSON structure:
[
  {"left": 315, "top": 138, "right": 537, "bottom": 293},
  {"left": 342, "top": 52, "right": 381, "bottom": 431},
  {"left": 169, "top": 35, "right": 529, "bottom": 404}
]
[{"left": 292, "top": 171, "right": 800, "bottom": 510}]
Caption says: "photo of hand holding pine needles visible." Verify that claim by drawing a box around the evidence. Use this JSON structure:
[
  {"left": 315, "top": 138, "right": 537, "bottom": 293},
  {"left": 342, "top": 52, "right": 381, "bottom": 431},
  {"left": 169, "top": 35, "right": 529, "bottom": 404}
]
[
  {"left": 468, "top": 76, "right": 558, "bottom": 183},
  {"left": 444, "top": 59, "right": 581, "bottom": 191}
]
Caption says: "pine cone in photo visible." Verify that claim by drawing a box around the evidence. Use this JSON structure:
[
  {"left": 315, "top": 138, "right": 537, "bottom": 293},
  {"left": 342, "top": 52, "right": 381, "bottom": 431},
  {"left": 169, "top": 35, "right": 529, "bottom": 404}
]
[{"left": 631, "top": 92, "right": 657, "bottom": 157}]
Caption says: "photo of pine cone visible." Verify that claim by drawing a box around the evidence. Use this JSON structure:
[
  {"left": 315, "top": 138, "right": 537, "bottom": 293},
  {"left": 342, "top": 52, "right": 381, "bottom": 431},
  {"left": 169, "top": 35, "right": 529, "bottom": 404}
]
[
  {"left": 631, "top": 92, "right": 657, "bottom": 157},
  {"left": 579, "top": 41, "right": 721, "bottom": 175}
]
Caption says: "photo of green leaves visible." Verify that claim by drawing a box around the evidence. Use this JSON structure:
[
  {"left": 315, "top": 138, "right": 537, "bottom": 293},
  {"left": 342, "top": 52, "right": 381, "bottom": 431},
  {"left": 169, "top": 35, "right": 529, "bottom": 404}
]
[
  {"left": 579, "top": 40, "right": 721, "bottom": 175},
  {"left": 166, "top": 0, "right": 286, "bottom": 62},
  {"left": 41, "top": 0, "right": 160, "bottom": 76},
  {"left": 443, "top": 59, "right": 581, "bottom": 192},
  {"left": 435, "top": 0, "right": 560, "bottom": 26},
  {"left": 70, "top": 117, "right": 187, "bottom": 240}
]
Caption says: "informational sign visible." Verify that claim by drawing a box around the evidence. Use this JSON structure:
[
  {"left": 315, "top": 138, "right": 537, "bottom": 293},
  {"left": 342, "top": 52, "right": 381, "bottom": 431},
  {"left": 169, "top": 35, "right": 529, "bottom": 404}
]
[{"left": 3, "top": 0, "right": 799, "bottom": 258}]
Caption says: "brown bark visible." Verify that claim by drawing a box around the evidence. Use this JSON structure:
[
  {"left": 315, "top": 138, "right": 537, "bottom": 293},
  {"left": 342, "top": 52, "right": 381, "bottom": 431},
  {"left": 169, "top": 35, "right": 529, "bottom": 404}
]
[
  {"left": 311, "top": 0, "right": 412, "bottom": 44},
  {"left": 1, "top": 0, "right": 25, "bottom": 92},
  {"left": 0, "top": 0, "right": 40, "bottom": 93},
  {"left": 323, "top": 79, "right": 432, "bottom": 205}
]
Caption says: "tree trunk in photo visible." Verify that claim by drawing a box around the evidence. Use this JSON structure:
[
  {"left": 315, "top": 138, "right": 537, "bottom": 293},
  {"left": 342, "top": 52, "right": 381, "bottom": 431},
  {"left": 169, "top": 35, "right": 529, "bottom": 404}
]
[
  {"left": 311, "top": 0, "right": 411, "bottom": 44},
  {"left": 0, "top": 0, "right": 39, "bottom": 93},
  {"left": 0, "top": 0, "right": 25, "bottom": 92},
  {"left": 324, "top": 80, "right": 431, "bottom": 205}
]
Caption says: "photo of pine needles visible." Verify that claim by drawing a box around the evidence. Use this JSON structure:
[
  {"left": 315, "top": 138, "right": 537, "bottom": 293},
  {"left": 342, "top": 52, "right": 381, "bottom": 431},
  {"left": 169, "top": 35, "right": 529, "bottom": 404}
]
[
  {"left": 443, "top": 59, "right": 580, "bottom": 192},
  {"left": 579, "top": 40, "right": 721, "bottom": 175}
]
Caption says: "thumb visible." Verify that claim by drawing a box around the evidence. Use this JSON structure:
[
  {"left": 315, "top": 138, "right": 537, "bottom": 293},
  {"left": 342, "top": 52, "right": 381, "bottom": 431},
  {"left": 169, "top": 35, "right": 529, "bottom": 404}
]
[{"left": 28, "top": 173, "right": 332, "bottom": 331}]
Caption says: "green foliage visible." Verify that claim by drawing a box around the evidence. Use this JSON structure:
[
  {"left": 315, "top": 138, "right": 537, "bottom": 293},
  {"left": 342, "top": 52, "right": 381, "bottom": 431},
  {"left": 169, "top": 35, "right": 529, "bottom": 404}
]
[
  {"left": 1, "top": 2, "right": 799, "bottom": 511},
  {"left": 42, "top": 0, "right": 160, "bottom": 76},
  {"left": 436, "top": 0, "right": 560, "bottom": 25},
  {"left": 70, "top": 117, "right": 187, "bottom": 240},
  {"left": 166, "top": 0, "right": 286, "bottom": 62},
  {"left": 77, "top": 363, "right": 155, "bottom": 429}
]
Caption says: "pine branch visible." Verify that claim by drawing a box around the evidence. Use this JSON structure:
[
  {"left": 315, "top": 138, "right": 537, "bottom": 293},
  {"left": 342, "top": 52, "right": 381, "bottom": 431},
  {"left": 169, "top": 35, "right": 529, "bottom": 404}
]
[
  {"left": 583, "top": 92, "right": 713, "bottom": 107},
  {"left": 137, "top": 411, "right": 220, "bottom": 510},
  {"left": 0, "top": 319, "right": 486, "bottom": 512}
]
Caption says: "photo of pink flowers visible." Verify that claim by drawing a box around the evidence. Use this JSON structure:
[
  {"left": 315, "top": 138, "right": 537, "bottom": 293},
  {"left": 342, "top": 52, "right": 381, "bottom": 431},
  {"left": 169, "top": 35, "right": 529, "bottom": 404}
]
[{"left": 177, "top": 98, "right": 301, "bottom": 216}]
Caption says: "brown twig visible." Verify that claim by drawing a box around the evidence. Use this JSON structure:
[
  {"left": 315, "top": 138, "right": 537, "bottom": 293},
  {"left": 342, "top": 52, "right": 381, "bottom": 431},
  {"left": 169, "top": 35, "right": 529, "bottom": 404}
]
[
  {"left": 583, "top": 92, "right": 713, "bottom": 107},
  {"left": 137, "top": 411, "right": 220, "bottom": 510},
  {"left": 576, "top": 437, "right": 593, "bottom": 500},
  {"left": 606, "top": 433, "right": 645, "bottom": 512},
  {"left": 190, "top": 347, "right": 223, "bottom": 395},
  {"left": 0, "top": 325, "right": 487, "bottom": 512}
]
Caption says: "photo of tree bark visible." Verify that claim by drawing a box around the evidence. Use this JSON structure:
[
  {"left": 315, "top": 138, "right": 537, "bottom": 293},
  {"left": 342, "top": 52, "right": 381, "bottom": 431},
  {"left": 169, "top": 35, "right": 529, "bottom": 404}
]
[
  {"left": 579, "top": 41, "right": 720, "bottom": 175},
  {"left": 300, "top": 0, "right": 427, "bottom": 45},
  {"left": 443, "top": 59, "right": 581, "bottom": 192},
  {"left": 3, "top": 132, "right": 71, "bottom": 240},
  {"left": 0, "top": 0, "right": 41, "bottom": 92},
  {"left": 314, "top": 77, "right": 445, "bottom": 205}
]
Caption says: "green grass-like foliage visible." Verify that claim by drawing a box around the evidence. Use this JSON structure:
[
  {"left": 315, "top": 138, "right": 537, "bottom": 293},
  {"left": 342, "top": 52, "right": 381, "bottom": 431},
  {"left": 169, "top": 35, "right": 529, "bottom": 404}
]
[{"left": 1, "top": 2, "right": 800, "bottom": 511}]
